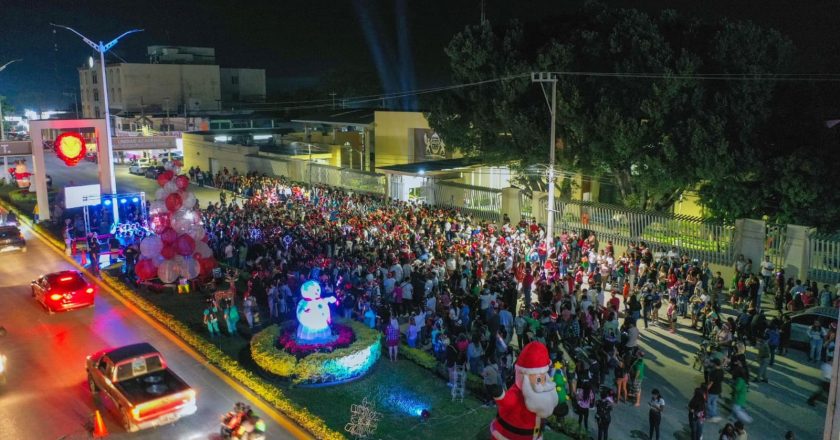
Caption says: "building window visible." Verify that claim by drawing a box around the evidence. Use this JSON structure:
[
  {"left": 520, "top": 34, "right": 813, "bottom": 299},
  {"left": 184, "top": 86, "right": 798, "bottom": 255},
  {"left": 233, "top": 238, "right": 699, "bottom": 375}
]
[
  {"left": 231, "top": 76, "right": 239, "bottom": 85},
  {"left": 93, "top": 90, "right": 99, "bottom": 102},
  {"left": 94, "top": 107, "right": 100, "bottom": 118},
  {"left": 92, "top": 71, "right": 97, "bottom": 84}
]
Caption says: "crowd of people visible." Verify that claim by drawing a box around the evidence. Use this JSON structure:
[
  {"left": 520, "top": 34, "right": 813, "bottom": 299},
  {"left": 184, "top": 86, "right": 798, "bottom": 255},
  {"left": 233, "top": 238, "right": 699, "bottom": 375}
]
[{"left": 186, "top": 170, "right": 825, "bottom": 440}]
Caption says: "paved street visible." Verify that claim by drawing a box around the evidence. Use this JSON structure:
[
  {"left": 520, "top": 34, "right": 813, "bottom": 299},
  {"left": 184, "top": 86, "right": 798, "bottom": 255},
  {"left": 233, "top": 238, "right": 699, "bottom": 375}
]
[
  {"left": 592, "top": 306, "right": 824, "bottom": 439},
  {"left": 0, "top": 219, "right": 296, "bottom": 439},
  {"left": 31, "top": 153, "right": 223, "bottom": 212}
]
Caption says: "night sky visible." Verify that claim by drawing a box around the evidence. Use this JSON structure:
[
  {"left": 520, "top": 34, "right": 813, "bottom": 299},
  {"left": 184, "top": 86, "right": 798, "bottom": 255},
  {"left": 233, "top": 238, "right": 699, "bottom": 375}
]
[{"left": 1, "top": 0, "right": 839, "bottom": 110}]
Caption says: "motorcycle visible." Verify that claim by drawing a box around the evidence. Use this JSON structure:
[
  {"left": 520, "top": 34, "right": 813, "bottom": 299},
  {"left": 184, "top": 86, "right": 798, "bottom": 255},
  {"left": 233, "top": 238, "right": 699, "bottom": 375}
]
[{"left": 220, "top": 402, "right": 266, "bottom": 440}]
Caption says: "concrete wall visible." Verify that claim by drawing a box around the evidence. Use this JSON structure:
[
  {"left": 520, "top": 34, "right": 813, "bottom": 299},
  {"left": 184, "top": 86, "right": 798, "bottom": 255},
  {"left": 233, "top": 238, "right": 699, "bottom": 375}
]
[
  {"left": 373, "top": 111, "right": 429, "bottom": 167},
  {"left": 182, "top": 133, "right": 257, "bottom": 174},
  {"left": 220, "top": 68, "right": 266, "bottom": 102}
]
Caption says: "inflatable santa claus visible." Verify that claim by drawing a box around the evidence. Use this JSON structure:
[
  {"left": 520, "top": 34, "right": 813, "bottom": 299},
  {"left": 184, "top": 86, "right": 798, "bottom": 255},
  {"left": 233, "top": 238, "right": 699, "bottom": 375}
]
[{"left": 490, "top": 341, "right": 558, "bottom": 440}]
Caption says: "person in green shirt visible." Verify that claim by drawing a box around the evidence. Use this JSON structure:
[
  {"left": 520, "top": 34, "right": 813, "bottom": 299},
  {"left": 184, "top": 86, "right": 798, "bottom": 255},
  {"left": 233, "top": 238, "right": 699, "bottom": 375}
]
[
  {"left": 553, "top": 361, "right": 571, "bottom": 418},
  {"left": 731, "top": 364, "right": 753, "bottom": 424},
  {"left": 631, "top": 351, "right": 646, "bottom": 407}
]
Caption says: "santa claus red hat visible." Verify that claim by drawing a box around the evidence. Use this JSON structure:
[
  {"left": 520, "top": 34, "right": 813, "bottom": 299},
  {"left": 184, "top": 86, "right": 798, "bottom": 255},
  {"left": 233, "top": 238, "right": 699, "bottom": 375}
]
[{"left": 515, "top": 341, "right": 551, "bottom": 375}]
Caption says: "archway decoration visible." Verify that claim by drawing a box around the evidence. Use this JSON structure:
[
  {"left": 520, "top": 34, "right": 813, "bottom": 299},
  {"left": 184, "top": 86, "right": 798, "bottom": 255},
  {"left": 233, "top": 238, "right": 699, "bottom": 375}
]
[{"left": 54, "top": 132, "right": 87, "bottom": 166}]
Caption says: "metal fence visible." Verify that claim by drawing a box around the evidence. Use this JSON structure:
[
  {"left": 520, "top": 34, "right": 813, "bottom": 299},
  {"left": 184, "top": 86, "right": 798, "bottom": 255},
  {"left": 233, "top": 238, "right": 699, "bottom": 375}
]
[
  {"left": 809, "top": 233, "right": 840, "bottom": 284},
  {"left": 309, "top": 163, "right": 386, "bottom": 195},
  {"left": 519, "top": 190, "right": 533, "bottom": 220},
  {"left": 433, "top": 181, "right": 502, "bottom": 223},
  {"left": 550, "top": 200, "right": 736, "bottom": 265},
  {"left": 765, "top": 224, "right": 788, "bottom": 273}
]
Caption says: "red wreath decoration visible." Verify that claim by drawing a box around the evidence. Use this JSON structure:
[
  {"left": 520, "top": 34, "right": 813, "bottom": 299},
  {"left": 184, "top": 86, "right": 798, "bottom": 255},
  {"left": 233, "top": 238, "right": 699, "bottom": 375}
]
[{"left": 54, "top": 132, "right": 87, "bottom": 167}]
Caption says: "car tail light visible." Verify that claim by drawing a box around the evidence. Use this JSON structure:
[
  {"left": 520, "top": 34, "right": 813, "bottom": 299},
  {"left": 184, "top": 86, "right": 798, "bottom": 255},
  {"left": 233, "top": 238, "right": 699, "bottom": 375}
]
[
  {"left": 86, "top": 287, "right": 94, "bottom": 294},
  {"left": 49, "top": 293, "right": 63, "bottom": 301}
]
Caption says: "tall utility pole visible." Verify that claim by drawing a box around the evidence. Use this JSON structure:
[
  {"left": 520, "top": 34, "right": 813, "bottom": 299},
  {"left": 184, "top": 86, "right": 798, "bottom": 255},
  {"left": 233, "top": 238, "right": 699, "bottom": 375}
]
[
  {"left": 532, "top": 72, "right": 558, "bottom": 247},
  {"left": 0, "top": 59, "right": 22, "bottom": 185},
  {"left": 329, "top": 92, "right": 337, "bottom": 110},
  {"left": 52, "top": 24, "right": 143, "bottom": 225}
]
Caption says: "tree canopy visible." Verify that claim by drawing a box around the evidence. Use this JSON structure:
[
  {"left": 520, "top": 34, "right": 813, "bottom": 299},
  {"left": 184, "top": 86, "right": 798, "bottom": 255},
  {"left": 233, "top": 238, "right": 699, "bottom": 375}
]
[{"left": 429, "top": 4, "right": 839, "bottom": 229}]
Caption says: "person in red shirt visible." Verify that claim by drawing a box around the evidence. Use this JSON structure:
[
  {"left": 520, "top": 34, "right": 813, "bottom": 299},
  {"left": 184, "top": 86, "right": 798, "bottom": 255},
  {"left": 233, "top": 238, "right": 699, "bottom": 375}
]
[{"left": 609, "top": 290, "right": 622, "bottom": 313}]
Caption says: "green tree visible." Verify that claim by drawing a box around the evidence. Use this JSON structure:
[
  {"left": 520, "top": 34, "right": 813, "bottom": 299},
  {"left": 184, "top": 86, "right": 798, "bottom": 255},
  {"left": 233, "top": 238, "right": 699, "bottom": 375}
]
[{"left": 430, "top": 4, "right": 794, "bottom": 217}]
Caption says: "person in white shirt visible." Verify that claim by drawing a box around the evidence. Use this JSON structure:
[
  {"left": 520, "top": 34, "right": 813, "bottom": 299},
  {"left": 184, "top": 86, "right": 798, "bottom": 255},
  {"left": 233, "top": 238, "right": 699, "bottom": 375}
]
[
  {"left": 391, "top": 263, "right": 404, "bottom": 283},
  {"left": 479, "top": 289, "right": 496, "bottom": 316},
  {"left": 760, "top": 256, "right": 775, "bottom": 292},
  {"left": 580, "top": 294, "right": 593, "bottom": 313}
]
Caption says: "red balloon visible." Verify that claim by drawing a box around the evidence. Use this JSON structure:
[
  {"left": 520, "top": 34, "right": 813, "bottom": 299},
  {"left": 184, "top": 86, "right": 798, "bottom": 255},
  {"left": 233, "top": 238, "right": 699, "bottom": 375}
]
[
  {"left": 174, "top": 234, "right": 196, "bottom": 257},
  {"left": 165, "top": 192, "right": 183, "bottom": 212},
  {"left": 151, "top": 212, "right": 171, "bottom": 234},
  {"left": 199, "top": 257, "right": 218, "bottom": 276},
  {"left": 175, "top": 175, "right": 190, "bottom": 191},
  {"left": 157, "top": 170, "right": 175, "bottom": 187},
  {"left": 135, "top": 259, "right": 157, "bottom": 280},
  {"left": 159, "top": 227, "right": 177, "bottom": 245},
  {"left": 161, "top": 245, "right": 176, "bottom": 260}
]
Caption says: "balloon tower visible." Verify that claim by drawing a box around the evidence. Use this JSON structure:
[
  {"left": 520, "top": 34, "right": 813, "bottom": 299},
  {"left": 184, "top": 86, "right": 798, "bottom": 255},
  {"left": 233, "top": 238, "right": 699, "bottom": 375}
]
[{"left": 135, "top": 161, "right": 217, "bottom": 284}]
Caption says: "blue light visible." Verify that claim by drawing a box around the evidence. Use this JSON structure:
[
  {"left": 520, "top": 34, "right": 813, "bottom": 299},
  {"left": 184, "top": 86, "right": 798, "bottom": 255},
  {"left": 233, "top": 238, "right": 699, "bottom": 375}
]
[
  {"left": 131, "top": 197, "right": 139, "bottom": 203},
  {"left": 103, "top": 199, "right": 112, "bottom": 206},
  {"left": 120, "top": 199, "right": 127, "bottom": 204},
  {"left": 384, "top": 391, "right": 428, "bottom": 417}
]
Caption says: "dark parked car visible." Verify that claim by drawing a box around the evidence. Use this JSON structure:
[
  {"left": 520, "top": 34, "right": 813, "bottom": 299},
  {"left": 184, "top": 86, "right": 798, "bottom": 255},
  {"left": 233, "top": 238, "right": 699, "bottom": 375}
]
[
  {"left": 0, "top": 226, "right": 25, "bottom": 253},
  {"left": 144, "top": 166, "right": 166, "bottom": 179}
]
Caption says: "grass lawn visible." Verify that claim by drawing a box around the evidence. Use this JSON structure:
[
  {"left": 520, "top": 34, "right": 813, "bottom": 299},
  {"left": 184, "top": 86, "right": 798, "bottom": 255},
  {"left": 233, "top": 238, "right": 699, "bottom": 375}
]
[{"left": 118, "top": 269, "right": 571, "bottom": 439}]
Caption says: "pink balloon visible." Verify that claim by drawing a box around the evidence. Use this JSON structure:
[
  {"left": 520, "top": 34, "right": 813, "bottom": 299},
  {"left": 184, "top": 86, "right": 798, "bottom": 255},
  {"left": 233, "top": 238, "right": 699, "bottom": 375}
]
[
  {"left": 159, "top": 227, "right": 177, "bottom": 245},
  {"left": 174, "top": 234, "right": 196, "bottom": 257}
]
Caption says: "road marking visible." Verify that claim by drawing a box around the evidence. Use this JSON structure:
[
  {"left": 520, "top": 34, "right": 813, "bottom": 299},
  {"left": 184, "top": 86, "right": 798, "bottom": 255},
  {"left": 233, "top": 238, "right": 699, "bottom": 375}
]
[{"left": 14, "top": 210, "right": 313, "bottom": 440}]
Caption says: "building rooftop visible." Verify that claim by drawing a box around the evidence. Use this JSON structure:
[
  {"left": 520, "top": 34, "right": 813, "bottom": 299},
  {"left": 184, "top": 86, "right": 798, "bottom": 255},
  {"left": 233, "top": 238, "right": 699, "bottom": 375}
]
[{"left": 377, "top": 157, "right": 480, "bottom": 176}]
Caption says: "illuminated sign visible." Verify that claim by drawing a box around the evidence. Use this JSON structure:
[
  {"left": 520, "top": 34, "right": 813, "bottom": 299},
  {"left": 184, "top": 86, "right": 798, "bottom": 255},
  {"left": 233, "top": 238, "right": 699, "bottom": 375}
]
[{"left": 54, "top": 132, "right": 87, "bottom": 166}]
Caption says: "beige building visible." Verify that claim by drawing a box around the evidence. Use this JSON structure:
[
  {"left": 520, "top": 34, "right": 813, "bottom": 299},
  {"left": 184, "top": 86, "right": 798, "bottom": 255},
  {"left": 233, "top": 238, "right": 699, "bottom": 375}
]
[
  {"left": 78, "top": 46, "right": 265, "bottom": 118},
  {"left": 220, "top": 68, "right": 266, "bottom": 103}
]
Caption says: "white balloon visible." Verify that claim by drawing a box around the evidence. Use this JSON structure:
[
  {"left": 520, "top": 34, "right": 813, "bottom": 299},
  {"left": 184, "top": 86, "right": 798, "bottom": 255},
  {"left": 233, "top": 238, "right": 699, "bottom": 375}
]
[
  {"left": 154, "top": 189, "right": 167, "bottom": 201},
  {"left": 190, "top": 224, "right": 206, "bottom": 241},
  {"left": 139, "top": 235, "right": 163, "bottom": 258},
  {"left": 182, "top": 192, "right": 197, "bottom": 210},
  {"left": 195, "top": 240, "right": 213, "bottom": 258},
  {"left": 164, "top": 163, "right": 173, "bottom": 171},
  {"left": 149, "top": 200, "right": 166, "bottom": 214},
  {"left": 184, "top": 257, "right": 200, "bottom": 279},
  {"left": 164, "top": 180, "right": 178, "bottom": 194},
  {"left": 157, "top": 260, "right": 179, "bottom": 284},
  {"left": 172, "top": 166, "right": 182, "bottom": 175}
]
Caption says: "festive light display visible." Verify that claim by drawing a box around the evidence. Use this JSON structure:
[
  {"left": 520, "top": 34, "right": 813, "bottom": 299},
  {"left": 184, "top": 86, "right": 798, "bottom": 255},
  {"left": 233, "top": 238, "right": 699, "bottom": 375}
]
[
  {"left": 135, "top": 160, "right": 216, "bottom": 283},
  {"left": 295, "top": 281, "right": 338, "bottom": 344},
  {"left": 54, "top": 132, "right": 87, "bottom": 166}
]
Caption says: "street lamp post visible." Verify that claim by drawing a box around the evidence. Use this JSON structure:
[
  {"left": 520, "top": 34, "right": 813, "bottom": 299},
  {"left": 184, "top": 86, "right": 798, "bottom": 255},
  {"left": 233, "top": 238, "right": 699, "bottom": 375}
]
[
  {"left": 532, "top": 72, "right": 558, "bottom": 248},
  {"left": 51, "top": 24, "right": 143, "bottom": 225},
  {"left": 0, "top": 59, "right": 22, "bottom": 185}
]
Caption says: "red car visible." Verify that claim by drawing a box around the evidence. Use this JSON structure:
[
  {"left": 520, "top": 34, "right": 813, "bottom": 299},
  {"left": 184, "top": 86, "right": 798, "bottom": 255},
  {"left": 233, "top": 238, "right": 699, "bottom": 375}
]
[{"left": 31, "top": 270, "right": 96, "bottom": 313}]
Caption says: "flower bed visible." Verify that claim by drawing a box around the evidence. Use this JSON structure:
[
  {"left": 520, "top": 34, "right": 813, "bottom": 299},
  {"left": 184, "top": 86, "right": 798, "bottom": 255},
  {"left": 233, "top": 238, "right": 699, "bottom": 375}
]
[
  {"left": 277, "top": 321, "right": 354, "bottom": 357},
  {"left": 252, "top": 320, "right": 381, "bottom": 385}
]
